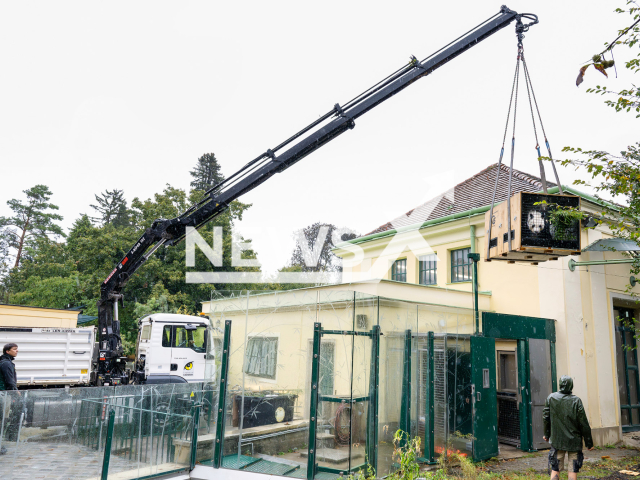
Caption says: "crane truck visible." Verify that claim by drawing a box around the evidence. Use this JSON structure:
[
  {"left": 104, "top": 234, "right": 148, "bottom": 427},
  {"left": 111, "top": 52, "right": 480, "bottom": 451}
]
[{"left": 89, "top": 6, "right": 538, "bottom": 386}]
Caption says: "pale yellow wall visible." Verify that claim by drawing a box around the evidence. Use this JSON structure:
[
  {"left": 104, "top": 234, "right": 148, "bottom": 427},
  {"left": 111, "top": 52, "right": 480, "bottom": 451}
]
[
  {"left": 0, "top": 304, "right": 78, "bottom": 328},
  {"left": 335, "top": 198, "right": 640, "bottom": 442}
]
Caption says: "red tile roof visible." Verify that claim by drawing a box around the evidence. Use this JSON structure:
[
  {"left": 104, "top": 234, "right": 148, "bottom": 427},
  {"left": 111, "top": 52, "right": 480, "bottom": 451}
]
[{"left": 366, "top": 163, "right": 556, "bottom": 235}]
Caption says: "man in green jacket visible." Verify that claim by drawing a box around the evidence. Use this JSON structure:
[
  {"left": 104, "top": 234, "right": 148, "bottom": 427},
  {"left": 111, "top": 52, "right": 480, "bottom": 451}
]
[{"left": 543, "top": 376, "right": 594, "bottom": 480}]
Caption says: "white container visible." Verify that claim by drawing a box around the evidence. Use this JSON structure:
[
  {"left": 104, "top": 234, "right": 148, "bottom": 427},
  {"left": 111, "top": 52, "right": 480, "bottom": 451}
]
[{"left": 0, "top": 326, "right": 95, "bottom": 386}]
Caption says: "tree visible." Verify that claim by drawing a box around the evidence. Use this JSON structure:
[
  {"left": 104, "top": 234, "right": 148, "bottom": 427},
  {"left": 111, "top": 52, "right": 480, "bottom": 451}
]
[
  {"left": 3, "top": 178, "right": 264, "bottom": 344},
  {"left": 90, "top": 189, "right": 130, "bottom": 227},
  {"left": 561, "top": 2, "right": 640, "bottom": 284},
  {"left": 0, "top": 228, "right": 12, "bottom": 299},
  {"left": 190, "top": 153, "right": 224, "bottom": 192},
  {"left": 575, "top": 2, "right": 639, "bottom": 114},
  {"left": 0, "top": 185, "right": 64, "bottom": 268},
  {"left": 289, "top": 222, "right": 357, "bottom": 273}
]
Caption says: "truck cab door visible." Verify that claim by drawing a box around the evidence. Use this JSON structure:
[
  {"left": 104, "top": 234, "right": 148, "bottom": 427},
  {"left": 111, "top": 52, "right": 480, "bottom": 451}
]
[{"left": 170, "top": 324, "right": 207, "bottom": 382}]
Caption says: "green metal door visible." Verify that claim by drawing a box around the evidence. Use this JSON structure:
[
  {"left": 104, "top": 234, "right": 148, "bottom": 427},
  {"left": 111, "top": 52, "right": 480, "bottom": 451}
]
[
  {"left": 471, "top": 336, "right": 498, "bottom": 462},
  {"left": 614, "top": 307, "right": 640, "bottom": 432}
]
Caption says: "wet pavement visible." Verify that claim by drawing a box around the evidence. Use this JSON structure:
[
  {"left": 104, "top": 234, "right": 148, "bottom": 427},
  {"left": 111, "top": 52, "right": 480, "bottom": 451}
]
[{"left": 0, "top": 440, "right": 179, "bottom": 480}]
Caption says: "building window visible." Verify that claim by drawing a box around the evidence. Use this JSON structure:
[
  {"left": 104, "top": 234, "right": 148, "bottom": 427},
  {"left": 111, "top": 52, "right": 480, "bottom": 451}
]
[
  {"left": 451, "top": 248, "right": 472, "bottom": 283},
  {"left": 419, "top": 254, "right": 437, "bottom": 285},
  {"left": 245, "top": 336, "right": 278, "bottom": 379},
  {"left": 391, "top": 259, "right": 407, "bottom": 282}
]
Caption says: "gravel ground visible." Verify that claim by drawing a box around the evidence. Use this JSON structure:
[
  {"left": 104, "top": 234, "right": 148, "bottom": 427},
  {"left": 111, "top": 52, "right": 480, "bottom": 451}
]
[{"left": 483, "top": 447, "right": 639, "bottom": 474}]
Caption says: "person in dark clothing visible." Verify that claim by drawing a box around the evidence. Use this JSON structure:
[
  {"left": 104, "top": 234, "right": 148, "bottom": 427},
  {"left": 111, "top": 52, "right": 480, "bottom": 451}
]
[
  {"left": 543, "top": 376, "right": 594, "bottom": 480},
  {"left": 0, "top": 343, "right": 18, "bottom": 391},
  {"left": 0, "top": 343, "right": 19, "bottom": 454}
]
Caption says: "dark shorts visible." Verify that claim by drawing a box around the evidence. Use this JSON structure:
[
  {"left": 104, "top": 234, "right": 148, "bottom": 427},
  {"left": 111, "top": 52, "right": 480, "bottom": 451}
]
[{"left": 549, "top": 446, "right": 584, "bottom": 473}]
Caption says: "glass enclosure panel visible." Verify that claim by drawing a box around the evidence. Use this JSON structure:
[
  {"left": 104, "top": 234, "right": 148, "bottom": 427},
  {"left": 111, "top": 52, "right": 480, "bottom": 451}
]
[
  {"left": 430, "top": 334, "right": 474, "bottom": 460},
  {"left": 349, "top": 293, "right": 375, "bottom": 470},
  {"left": 0, "top": 384, "right": 200, "bottom": 479},
  {"left": 106, "top": 384, "right": 196, "bottom": 479},
  {"left": 206, "top": 290, "right": 247, "bottom": 465},
  {"left": 446, "top": 336, "right": 472, "bottom": 458},
  {"left": 316, "top": 290, "right": 355, "bottom": 474},
  {"left": 193, "top": 289, "right": 485, "bottom": 477},
  {"left": 0, "top": 387, "right": 122, "bottom": 479},
  {"left": 377, "top": 297, "right": 413, "bottom": 476},
  {"left": 204, "top": 290, "right": 319, "bottom": 475}
]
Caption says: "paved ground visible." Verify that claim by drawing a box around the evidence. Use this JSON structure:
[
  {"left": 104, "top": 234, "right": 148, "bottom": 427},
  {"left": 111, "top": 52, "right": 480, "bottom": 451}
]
[
  {"left": 0, "top": 439, "right": 180, "bottom": 480},
  {"left": 477, "top": 434, "right": 640, "bottom": 474}
]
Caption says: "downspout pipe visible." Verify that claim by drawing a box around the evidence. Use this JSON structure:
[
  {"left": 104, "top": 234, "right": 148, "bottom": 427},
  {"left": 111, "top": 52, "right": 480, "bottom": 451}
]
[
  {"left": 469, "top": 225, "right": 480, "bottom": 335},
  {"left": 470, "top": 225, "right": 476, "bottom": 254},
  {"left": 568, "top": 258, "right": 636, "bottom": 272}
]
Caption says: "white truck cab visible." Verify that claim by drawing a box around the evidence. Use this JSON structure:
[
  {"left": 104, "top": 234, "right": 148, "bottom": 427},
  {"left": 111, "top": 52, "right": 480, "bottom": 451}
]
[{"left": 135, "top": 313, "right": 214, "bottom": 384}]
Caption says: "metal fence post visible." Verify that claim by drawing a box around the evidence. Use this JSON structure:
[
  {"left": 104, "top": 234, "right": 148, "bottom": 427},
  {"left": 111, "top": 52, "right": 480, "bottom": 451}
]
[
  {"left": 190, "top": 404, "right": 201, "bottom": 470},
  {"left": 421, "top": 331, "right": 436, "bottom": 464},
  {"left": 101, "top": 409, "right": 116, "bottom": 480},
  {"left": 213, "top": 320, "right": 232, "bottom": 468},
  {"left": 366, "top": 325, "right": 380, "bottom": 473},
  {"left": 0, "top": 393, "right": 6, "bottom": 453},
  {"left": 399, "top": 329, "right": 412, "bottom": 446},
  {"left": 307, "top": 322, "right": 322, "bottom": 480}
]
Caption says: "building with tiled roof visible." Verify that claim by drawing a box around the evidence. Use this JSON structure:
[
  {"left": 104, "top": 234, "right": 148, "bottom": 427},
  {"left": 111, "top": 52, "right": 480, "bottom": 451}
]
[{"left": 330, "top": 163, "right": 639, "bottom": 447}]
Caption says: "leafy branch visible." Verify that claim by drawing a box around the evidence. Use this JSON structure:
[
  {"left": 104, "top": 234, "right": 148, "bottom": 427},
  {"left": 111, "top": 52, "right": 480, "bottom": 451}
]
[{"left": 576, "top": 0, "right": 640, "bottom": 114}]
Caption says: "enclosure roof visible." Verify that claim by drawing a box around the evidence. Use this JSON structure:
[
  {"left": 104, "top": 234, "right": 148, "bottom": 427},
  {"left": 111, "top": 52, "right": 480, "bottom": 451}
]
[
  {"left": 582, "top": 238, "right": 640, "bottom": 253},
  {"left": 201, "top": 279, "right": 491, "bottom": 314}
]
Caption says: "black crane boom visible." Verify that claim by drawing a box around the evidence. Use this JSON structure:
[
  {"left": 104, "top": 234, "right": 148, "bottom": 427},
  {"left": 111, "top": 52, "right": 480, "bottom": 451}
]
[{"left": 95, "top": 5, "right": 538, "bottom": 385}]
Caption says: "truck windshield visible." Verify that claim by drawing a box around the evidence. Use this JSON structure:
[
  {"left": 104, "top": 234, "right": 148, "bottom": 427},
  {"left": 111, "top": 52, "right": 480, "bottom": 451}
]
[{"left": 174, "top": 326, "right": 207, "bottom": 353}]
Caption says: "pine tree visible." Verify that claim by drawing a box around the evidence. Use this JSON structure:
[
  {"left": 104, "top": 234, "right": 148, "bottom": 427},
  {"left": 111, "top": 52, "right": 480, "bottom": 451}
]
[
  {"left": 90, "top": 189, "right": 128, "bottom": 226},
  {"left": 0, "top": 185, "right": 65, "bottom": 268},
  {"left": 189, "top": 153, "right": 224, "bottom": 192},
  {"left": 0, "top": 227, "right": 12, "bottom": 282}
]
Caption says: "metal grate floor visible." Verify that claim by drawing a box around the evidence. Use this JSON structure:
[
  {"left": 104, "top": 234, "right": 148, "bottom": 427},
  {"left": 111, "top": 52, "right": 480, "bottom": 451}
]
[
  {"left": 285, "top": 468, "right": 340, "bottom": 480},
  {"left": 244, "top": 459, "right": 301, "bottom": 476},
  {"left": 221, "top": 454, "right": 262, "bottom": 470}
]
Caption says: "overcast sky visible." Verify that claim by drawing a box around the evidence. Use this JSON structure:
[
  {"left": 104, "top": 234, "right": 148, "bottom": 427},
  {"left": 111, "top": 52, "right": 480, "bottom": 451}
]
[{"left": 0, "top": 1, "right": 636, "bottom": 275}]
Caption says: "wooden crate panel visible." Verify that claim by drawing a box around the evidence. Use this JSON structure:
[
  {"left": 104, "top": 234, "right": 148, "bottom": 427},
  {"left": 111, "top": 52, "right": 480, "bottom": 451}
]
[{"left": 486, "top": 192, "right": 581, "bottom": 263}]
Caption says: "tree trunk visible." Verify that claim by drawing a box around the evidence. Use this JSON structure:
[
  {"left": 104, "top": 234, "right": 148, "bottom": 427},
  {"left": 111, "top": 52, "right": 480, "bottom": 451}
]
[{"left": 13, "top": 218, "right": 29, "bottom": 268}]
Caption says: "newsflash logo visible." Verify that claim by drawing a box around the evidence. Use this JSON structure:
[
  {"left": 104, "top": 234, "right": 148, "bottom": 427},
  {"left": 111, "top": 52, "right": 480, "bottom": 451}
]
[
  {"left": 184, "top": 226, "right": 358, "bottom": 284},
  {"left": 185, "top": 169, "right": 455, "bottom": 284}
]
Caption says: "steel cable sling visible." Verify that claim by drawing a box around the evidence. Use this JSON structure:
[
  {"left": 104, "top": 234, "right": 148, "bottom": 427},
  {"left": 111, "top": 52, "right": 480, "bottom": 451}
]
[{"left": 486, "top": 30, "right": 563, "bottom": 261}]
